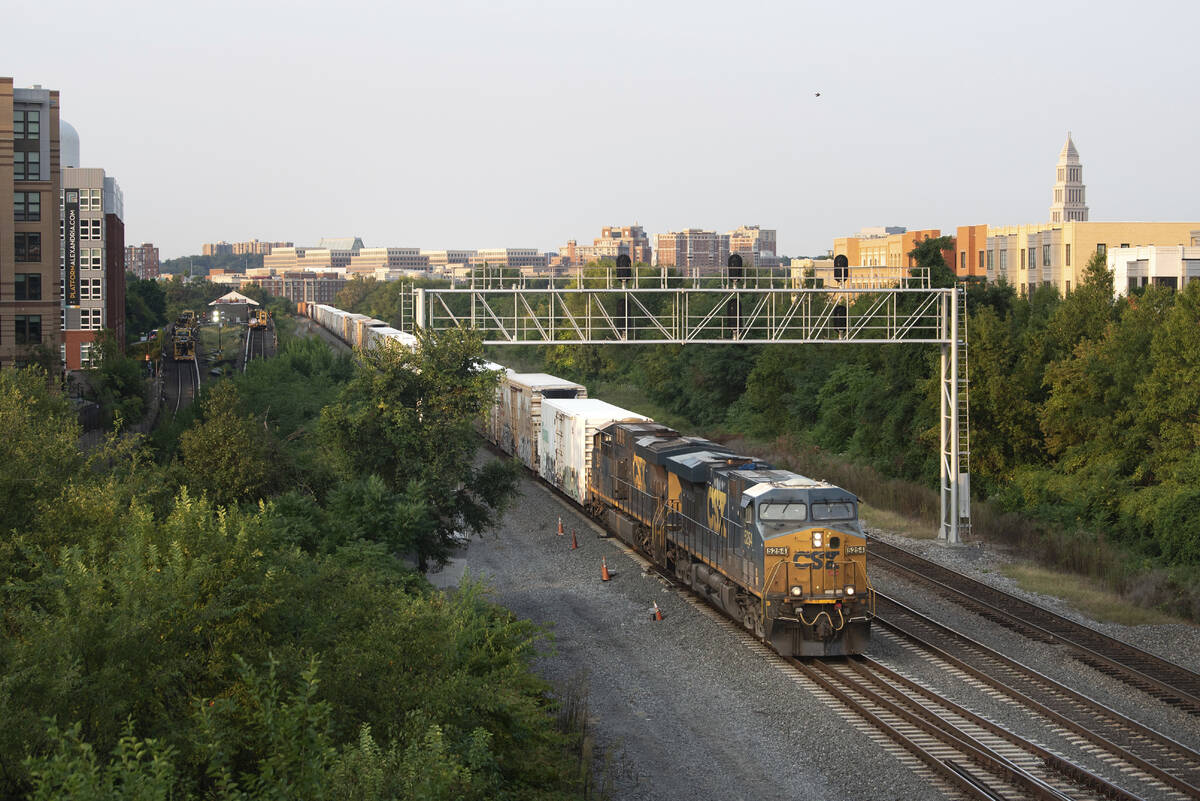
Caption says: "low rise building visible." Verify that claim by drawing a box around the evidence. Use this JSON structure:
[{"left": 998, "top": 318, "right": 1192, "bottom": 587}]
[
  {"left": 254, "top": 271, "right": 347, "bottom": 305},
  {"left": 472, "top": 248, "right": 547, "bottom": 270},
  {"left": 347, "top": 247, "right": 429, "bottom": 277},
  {"left": 833, "top": 227, "right": 946, "bottom": 270},
  {"left": 1107, "top": 244, "right": 1200, "bottom": 296}
]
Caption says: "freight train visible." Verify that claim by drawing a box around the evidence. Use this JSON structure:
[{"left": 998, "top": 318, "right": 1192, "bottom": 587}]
[{"left": 298, "top": 302, "right": 875, "bottom": 656}]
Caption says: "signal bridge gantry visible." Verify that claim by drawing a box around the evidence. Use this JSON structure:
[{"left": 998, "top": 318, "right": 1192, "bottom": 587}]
[{"left": 406, "top": 265, "right": 971, "bottom": 544}]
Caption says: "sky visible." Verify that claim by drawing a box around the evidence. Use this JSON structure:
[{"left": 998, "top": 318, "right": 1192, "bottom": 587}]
[{"left": 7, "top": 0, "right": 1200, "bottom": 260}]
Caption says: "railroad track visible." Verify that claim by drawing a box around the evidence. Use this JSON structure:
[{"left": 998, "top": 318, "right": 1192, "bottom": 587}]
[
  {"left": 791, "top": 654, "right": 1144, "bottom": 801},
  {"left": 869, "top": 539, "right": 1200, "bottom": 715},
  {"left": 877, "top": 593, "right": 1200, "bottom": 799},
  {"left": 173, "top": 352, "right": 200, "bottom": 416}
]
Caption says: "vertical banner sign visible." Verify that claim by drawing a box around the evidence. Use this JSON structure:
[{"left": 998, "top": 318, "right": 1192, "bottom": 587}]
[{"left": 65, "top": 191, "right": 80, "bottom": 307}]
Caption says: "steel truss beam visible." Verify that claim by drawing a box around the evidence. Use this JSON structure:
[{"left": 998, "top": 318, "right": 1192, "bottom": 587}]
[{"left": 412, "top": 285, "right": 970, "bottom": 543}]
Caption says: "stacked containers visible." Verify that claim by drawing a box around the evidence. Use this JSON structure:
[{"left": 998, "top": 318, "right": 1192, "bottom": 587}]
[
  {"left": 539, "top": 398, "right": 649, "bottom": 505},
  {"left": 497, "top": 373, "right": 586, "bottom": 470}
]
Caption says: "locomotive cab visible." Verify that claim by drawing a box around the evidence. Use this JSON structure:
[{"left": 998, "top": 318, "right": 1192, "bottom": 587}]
[{"left": 741, "top": 479, "right": 874, "bottom": 656}]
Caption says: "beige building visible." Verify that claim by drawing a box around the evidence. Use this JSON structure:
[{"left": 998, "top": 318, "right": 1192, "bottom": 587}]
[
  {"left": 202, "top": 240, "right": 233, "bottom": 257},
  {"left": 2, "top": 78, "right": 62, "bottom": 370},
  {"left": 833, "top": 227, "right": 949, "bottom": 270},
  {"left": 232, "top": 239, "right": 291, "bottom": 256},
  {"left": 1108, "top": 244, "right": 1200, "bottom": 296},
  {"left": 984, "top": 221, "right": 1200, "bottom": 296},
  {"left": 655, "top": 229, "right": 730, "bottom": 273},
  {"left": 347, "top": 247, "right": 429, "bottom": 277},
  {"left": 562, "top": 225, "right": 653, "bottom": 266},
  {"left": 471, "top": 248, "right": 547, "bottom": 270},
  {"left": 727, "top": 225, "right": 778, "bottom": 268},
  {"left": 422, "top": 250, "right": 477, "bottom": 274}
]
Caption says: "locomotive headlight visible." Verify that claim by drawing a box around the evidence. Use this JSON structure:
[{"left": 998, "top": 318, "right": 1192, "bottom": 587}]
[
  {"left": 844, "top": 586, "right": 856, "bottom": 596},
  {"left": 812, "top": 532, "right": 823, "bottom": 548},
  {"left": 790, "top": 586, "right": 803, "bottom": 597}
]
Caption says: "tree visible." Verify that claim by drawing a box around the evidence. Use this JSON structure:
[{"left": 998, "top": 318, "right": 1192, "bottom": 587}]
[
  {"left": 178, "top": 382, "right": 281, "bottom": 507},
  {"left": 320, "top": 331, "right": 520, "bottom": 569},
  {"left": 0, "top": 368, "right": 83, "bottom": 534},
  {"left": 125, "top": 275, "right": 168, "bottom": 341},
  {"left": 907, "top": 235, "right": 956, "bottom": 288}
]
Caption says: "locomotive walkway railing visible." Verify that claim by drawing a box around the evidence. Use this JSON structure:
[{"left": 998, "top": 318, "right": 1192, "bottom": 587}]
[{"left": 408, "top": 280, "right": 970, "bottom": 544}]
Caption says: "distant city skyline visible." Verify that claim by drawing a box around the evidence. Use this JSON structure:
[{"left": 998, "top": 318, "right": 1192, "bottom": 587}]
[{"left": 8, "top": 1, "right": 1200, "bottom": 259}]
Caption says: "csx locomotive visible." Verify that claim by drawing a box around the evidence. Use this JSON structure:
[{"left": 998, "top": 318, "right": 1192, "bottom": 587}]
[
  {"left": 299, "top": 301, "right": 874, "bottom": 656},
  {"left": 588, "top": 422, "right": 873, "bottom": 656}
]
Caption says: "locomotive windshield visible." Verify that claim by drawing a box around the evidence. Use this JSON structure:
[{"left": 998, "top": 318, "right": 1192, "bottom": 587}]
[
  {"left": 758, "top": 503, "right": 807, "bottom": 521},
  {"left": 811, "top": 501, "right": 855, "bottom": 520}
]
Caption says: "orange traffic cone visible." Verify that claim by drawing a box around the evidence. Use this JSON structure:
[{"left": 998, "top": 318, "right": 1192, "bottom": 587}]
[
  {"left": 601, "top": 556, "right": 611, "bottom": 582},
  {"left": 557, "top": 516, "right": 563, "bottom": 536},
  {"left": 652, "top": 601, "right": 663, "bottom": 621},
  {"left": 570, "top": 530, "right": 579, "bottom": 550}
]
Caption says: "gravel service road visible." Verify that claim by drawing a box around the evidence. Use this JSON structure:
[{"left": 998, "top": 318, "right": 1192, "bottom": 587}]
[{"left": 431, "top": 456, "right": 949, "bottom": 801}]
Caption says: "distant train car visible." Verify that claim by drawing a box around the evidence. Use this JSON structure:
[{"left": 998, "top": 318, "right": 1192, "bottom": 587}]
[
  {"left": 590, "top": 421, "right": 873, "bottom": 656},
  {"left": 249, "top": 309, "right": 269, "bottom": 329}
]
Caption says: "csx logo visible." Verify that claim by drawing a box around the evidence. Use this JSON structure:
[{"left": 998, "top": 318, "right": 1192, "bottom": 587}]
[
  {"left": 793, "top": 550, "right": 840, "bottom": 570},
  {"left": 706, "top": 488, "right": 727, "bottom": 538}
]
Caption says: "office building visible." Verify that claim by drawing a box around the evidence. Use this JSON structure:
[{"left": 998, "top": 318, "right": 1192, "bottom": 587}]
[
  {"left": 833, "top": 227, "right": 948, "bottom": 270},
  {"left": 61, "top": 167, "right": 125, "bottom": 368},
  {"left": 422, "top": 250, "right": 477, "bottom": 274},
  {"left": 232, "top": 239, "right": 291, "bottom": 256},
  {"left": 727, "top": 225, "right": 778, "bottom": 269},
  {"left": 347, "top": 247, "right": 429, "bottom": 277},
  {"left": 654, "top": 229, "right": 730, "bottom": 273},
  {"left": 562, "top": 225, "right": 653, "bottom": 266},
  {"left": 255, "top": 272, "right": 347, "bottom": 305},
  {"left": 979, "top": 221, "right": 1200, "bottom": 296},
  {"left": 2, "top": 78, "right": 62, "bottom": 370},
  {"left": 471, "top": 248, "right": 547, "bottom": 270},
  {"left": 202, "top": 241, "right": 233, "bottom": 257},
  {"left": 125, "top": 242, "right": 160, "bottom": 280}
]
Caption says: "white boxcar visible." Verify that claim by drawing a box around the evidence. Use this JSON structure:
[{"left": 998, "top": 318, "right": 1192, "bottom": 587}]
[
  {"left": 498, "top": 373, "right": 586, "bottom": 471},
  {"left": 539, "top": 398, "right": 649, "bottom": 505}
]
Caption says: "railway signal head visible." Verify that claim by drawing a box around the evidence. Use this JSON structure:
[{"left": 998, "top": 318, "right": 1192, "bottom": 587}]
[{"left": 616, "top": 254, "right": 632, "bottom": 280}]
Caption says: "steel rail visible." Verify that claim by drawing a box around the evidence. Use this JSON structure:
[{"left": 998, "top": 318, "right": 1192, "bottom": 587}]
[
  {"left": 875, "top": 594, "right": 1200, "bottom": 798},
  {"left": 869, "top": 539, "right": 1200, "bottom": 714}
]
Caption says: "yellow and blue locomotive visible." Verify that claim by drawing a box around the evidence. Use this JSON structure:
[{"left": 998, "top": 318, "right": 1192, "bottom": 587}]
[{"left": 589, "top": 422, "right": 874, "bottom": 656}]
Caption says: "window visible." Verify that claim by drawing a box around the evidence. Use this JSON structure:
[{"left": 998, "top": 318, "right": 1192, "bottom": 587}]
[
  {"left": 999, "top": 250, "right": 1008, "bottom": 271},
  {"left": 987, "top": 250, "right": 994, "bottom": 271},
  {"left": 13, "top": 110, "right": 40, "bottom": 140},
  {"left": 1066, "top": 280, "right": 1072, "bottom": 293},
  {"left": 811, "top": 501, "right": 855, "bottom": 521},
  {"left": 1020, "top": 249, "right": 1026, "bottom": 269},
  {"left": 758, "top": 503, "right": 807, "bottom": 522},
  {"left": 959, "top": 251, "right": 966, "bottom": 270},
  {"left": 14, "top": 273, "right": 42, "bottom": 301},
  {"left": 1097, "top": 243, "right": 1107, "bottom": 256},
  {"left": 15, "top": 232, "right": 41, "bottom": 262},
  {"left": 14, "top": 192, "right": 41, "bottom": 221},
  {"left": 1043, "top": 244, "right": 1051, "bottom": 267},
  {"left": 1066, "top": 244, "right": 1071, "bottom": 266},
  {"left": 14, "top": 315, "right": 42, "bottom": 345},
  {"left": 13, "top": 151, "right": 40, "bottom": 181},
  {"left": 91, "top": 279, "right": 102, "bottom": 300},
  {"left": 978, "top": 250, "right": 984, "bottom": 270},
  {"left": 91, "top": 219, "right": 102, "bottom": 240}
]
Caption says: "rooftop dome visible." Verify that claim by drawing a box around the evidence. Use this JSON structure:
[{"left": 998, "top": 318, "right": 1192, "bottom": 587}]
[{"left": 60, "top": 119, "right": 80, "bottom": 168}]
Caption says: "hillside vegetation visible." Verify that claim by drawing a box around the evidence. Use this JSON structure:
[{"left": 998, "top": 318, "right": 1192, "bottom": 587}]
[
  {"left": 336, "top": 249, "right": 1200, "bottom": 618},
  {"left": 0, "top": 329, "right": 590, "bottom": 799}
]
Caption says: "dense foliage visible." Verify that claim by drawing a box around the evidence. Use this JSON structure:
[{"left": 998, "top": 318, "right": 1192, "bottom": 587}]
[
  {"left": 451, "top": 248, "right": 1200, "bottom": 580},
  {"left": 0, "top": 327, "right": 577, "bottom": 799}
]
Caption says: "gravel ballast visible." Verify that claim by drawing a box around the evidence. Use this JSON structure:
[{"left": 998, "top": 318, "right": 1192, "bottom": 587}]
[{"left": 433, "top": 462, "right": 949, "bottom": 801}]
